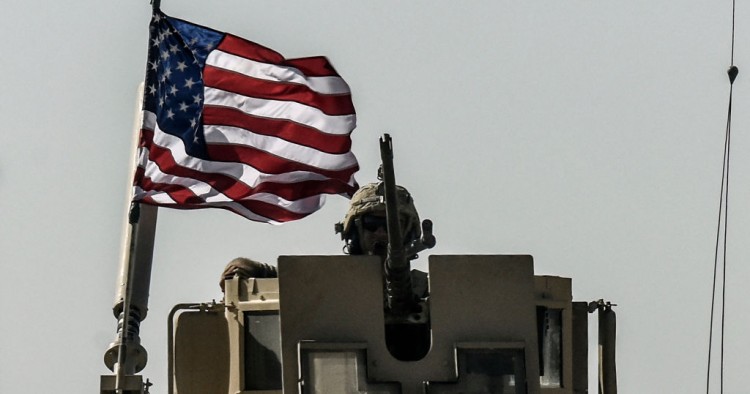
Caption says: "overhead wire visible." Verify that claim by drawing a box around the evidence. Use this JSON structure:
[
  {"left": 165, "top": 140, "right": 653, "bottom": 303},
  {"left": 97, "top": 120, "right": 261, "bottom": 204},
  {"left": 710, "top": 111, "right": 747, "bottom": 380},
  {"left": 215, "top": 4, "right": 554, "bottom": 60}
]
[{"left": 706, "top": 0, "right": 738, "bottom": 392}]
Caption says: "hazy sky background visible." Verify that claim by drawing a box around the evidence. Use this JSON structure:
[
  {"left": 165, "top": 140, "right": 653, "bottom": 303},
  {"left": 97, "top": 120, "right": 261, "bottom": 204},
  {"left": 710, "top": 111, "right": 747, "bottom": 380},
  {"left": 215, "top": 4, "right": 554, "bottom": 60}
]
[{"left": 1, "top": 1, "right": 748, "bottom": 392}]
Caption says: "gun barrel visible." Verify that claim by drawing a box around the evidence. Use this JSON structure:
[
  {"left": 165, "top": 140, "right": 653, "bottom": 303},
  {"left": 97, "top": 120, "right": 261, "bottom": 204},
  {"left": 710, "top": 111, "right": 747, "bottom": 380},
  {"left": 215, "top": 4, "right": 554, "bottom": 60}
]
[
  {"left": 379, "top": 134, "right": 413, "bottom": 316},
  {"left": 379, "top": 135, "right": 405, "bottom": 264}
]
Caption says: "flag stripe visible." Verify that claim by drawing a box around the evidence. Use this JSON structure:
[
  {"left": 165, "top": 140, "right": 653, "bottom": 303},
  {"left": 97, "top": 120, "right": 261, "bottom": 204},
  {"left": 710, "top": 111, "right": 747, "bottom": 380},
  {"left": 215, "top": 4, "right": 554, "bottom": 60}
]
[
  {"left": 138, "top": 120, "right": 358, "bottom": 199},
  {"left": 202, "top": 106, "right": 352, "bottom": 154},
  {"left": 207, "top": 48, "right": 352, "bottom": 95},
  {"left": 283, "top": 56, "right": 343, "bottom": 78},
  {"left": 135, "top": 178, "right": 313, "bottom": 222},
  {"left": 137, "top": 186, "right": 302, "bottom": 224},
  {"left": 136, "top": 161, "right": 339, "bottom": 217},
  {"left": 203, "top": 87, "right": 356, "bottom": 135},
  {"left": 203, "top": 125, "right": 358, "bottom": 171},
  {"left": 136, "top": 171, "right": 327, "bottom": 215},
  {"left": 204, "top": 143, "right": 357, "bottom": 180},
  {"left": 141, "top": 111, "right": 356, "bottom": 187},
  {"left": 218, "top": 35, "right": 343, "bottom": 77},
  {"left": 215, "top": 34, "right": 285, "bottom": 64},
  {"left": 139, "top": 130, "right": 357, "bottom": 201},
  {"left": 203, "top": 65, "right": 355, "bottom": 115}
]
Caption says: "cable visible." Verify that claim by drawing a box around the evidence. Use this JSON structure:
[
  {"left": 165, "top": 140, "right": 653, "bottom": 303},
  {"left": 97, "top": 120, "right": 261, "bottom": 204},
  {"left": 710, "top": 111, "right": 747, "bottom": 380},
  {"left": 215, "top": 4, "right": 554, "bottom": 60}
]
[
  {"left": 721, "top": 82, "right": 733, "bottom": 394},
  {"left": 706, "top": 96, "right": 730, "bottom": 394},
  {"left": 706, "top": 64, "right": 738, "bottom": 394},
  {"left": 706, "top": 0, "right": 738, "bottom": 388}
]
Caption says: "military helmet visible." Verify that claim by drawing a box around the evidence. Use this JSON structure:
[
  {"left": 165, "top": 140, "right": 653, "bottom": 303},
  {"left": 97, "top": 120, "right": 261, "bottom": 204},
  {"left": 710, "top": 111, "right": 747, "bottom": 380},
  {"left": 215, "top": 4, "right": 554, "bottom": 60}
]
[{"left": 338, "top": 183, "right": 421, "bottom": 241}]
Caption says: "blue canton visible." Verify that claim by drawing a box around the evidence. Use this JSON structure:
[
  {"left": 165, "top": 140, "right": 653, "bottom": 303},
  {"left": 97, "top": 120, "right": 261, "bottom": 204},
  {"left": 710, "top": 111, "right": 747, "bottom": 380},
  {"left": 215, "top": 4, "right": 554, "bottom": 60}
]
[{"left": 143, "top": 11, "right": 224, "bottom": 159}]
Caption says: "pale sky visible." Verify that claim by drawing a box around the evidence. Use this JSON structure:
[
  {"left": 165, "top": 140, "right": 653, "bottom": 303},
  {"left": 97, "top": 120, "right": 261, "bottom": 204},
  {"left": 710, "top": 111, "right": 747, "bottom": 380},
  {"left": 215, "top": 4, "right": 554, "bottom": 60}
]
[{"left": 1, "top": 1, "right": 748, "bottom": 393}]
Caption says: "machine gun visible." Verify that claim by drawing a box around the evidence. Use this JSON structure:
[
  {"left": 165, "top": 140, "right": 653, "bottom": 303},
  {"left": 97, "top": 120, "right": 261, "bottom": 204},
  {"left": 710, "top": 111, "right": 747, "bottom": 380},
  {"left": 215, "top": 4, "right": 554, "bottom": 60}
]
[{"left": 378, "top": 134, "right": 436, "bottom": 320}]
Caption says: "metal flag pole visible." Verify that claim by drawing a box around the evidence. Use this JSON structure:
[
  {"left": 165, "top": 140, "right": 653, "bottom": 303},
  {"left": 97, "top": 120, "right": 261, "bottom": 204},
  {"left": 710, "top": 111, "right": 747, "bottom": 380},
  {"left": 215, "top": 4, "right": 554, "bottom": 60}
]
[
  {"left": 101, "top": 83, "right": 159, "bottom": 394},
  {"left": 114, "top": 202, "right": 145, "bottom": 393}
]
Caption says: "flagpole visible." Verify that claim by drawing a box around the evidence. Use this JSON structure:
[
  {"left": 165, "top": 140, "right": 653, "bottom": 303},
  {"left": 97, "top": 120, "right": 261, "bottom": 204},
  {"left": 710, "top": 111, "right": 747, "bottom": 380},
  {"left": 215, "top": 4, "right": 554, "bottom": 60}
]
[
  {"left": 114, "top": 202, "right": 149, "bottom": 393},
  {"left": 102, "top": 83, "right": 159, "bottom": 393}
]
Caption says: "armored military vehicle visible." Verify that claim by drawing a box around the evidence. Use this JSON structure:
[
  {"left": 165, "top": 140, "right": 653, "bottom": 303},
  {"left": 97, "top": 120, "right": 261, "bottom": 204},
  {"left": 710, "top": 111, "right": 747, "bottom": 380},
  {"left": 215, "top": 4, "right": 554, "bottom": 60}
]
[{"left": 101, "top": 135, "right": 617, "bottom": 394}]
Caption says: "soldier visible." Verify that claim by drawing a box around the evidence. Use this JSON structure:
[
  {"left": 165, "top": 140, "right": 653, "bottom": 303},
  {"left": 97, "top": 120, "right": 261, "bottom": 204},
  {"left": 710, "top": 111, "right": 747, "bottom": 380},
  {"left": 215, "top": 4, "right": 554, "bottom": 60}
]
[
  {"left": 336, "top": 182, "right": 429, "bottom": 299},
  {"left": 220, "top": 182, "right": 428, "bottom": 299}
]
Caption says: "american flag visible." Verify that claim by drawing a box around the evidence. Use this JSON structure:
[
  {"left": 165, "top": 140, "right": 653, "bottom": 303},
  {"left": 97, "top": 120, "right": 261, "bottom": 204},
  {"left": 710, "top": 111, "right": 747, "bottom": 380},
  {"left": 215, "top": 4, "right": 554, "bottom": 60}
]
[{"left": 133, "top": 9, "right": 359, "bottom": 223}]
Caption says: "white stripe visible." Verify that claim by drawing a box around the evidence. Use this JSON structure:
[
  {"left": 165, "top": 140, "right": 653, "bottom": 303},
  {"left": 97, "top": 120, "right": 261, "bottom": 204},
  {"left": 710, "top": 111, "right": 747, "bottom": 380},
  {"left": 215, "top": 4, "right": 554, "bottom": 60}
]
[
  {"left": 211, "top": 201, "right": 281, "bottom": 224},
  {"left": 141, "top": 111, "right": 357, "bottom": 188},
  {"left": 140, "top": 112, "right": 155, "bottom": 137},
  {"left": 203, "top": 87, "right": 356, "bottom": 136},
  {"left": 140, "top": 152, "right": 231, "bottom": 203},
  {"left": 206, "top": 50, "right": 351, "bottom": 95},
  {"left": 133, "top": 186, "right": 177, "bottom": 204},
  {"left": 203, "top": 125, "right": 358, "bottom": 171},
  {"left": 134, "top": 185, "right": 278, "bottom": 223},
  {"left": 134, "top": 160, "right": 326, "bottom": 216},
  {"left": 250, "top": 192, "right": 325, "bottom": 213}
]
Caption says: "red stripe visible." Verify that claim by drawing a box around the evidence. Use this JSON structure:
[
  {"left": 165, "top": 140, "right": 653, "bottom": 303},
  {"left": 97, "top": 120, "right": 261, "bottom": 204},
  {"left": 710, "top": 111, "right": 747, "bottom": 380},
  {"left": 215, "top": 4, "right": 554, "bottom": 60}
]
[
  {"left": 137, "top": 174, "right": 204, "bottom": 205},
  {"left": 138, "top": 175, "right": 308, "bottom": 222},
  {"left": 133, "top": 165, "right": 146, "bottom": 186},
  {"left": 202, "top": 106, "right": 352, "bottom": 154},
  {"left": 205, "top": 143, "right": 358, "bottom": 181},
  {"left": 232, "top": 200, "right": 312, "bottom": 222},
  {"left": 217, "top": 36, "right": 340, "bottom": 77},
  {"left": 217, "top": 35, "right": 284, "bottom": 64},
  {"left": 139, "top": 129, "right": 358, "bottom": 200},
  {"left": 204, "top": 65, "right": 354, "bottom": 115},
  {"left": 283, "top": 56, "right": 341, "bottom": 77}
]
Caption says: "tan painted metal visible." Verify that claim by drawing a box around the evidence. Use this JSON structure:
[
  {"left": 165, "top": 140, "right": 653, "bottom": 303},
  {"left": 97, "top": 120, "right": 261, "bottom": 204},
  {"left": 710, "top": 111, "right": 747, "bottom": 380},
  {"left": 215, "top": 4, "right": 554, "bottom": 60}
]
[
  {"left": 572, "top": 302, "right": 590, "bottom": 394},
  {"left": 169, "top": 254, "right": 601, "bottom": 393},
  {"left": 100, "top": 375, "right": 146, "bottom": 394}
]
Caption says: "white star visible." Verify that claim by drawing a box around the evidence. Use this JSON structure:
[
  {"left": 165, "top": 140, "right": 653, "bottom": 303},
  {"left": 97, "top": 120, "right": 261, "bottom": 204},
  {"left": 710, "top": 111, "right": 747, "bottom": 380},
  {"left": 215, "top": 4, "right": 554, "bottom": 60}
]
[
  {"left": 184, "top": 78, "right": 196, "bottom": 89},
  {"left": 149, "top": 60, "right": 158, "bottom": 71},
  {"left": 148, "top": 85, "right": 156, "bottom": 95},
  {"left": 163, "top": 68, "right": 172, "bottom": 80},
  {"left": 169, "top": 85, "right": 179, "bottom": 96},
  {"left": 169, "top": 44, "right": 180, "bottom": 54},
  {"left": 192, "top": 94, "right": 202, "bottom": 105},
  {"left": 193, "top": 134, "right": 200, "bottom": 144},
  {"left": 176, "top": 61, "right": 188, "bottom": 72},
  {"left": 151, "top": 37, "right": 160, "bottom": 47},
  {"left": 153, "top": 13, "right": 162, "bottom": 22},
  {"left": 159, "top": 96, "right": 166, "bottom": 106},
  {"left": 179, "top": 102, "right": 189, "bottom": 112},
  {"left": 166, "top": 109, "right": 175, "bottom": 119},
  {"left": 161, "top": 50, "right": 169, "bottom": 61},
  {"left": 190, "top": 118, "right": 197, "bottom": 128},
  {"left": 188, "top": 37, "right": 199, "bottom": 46}
]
